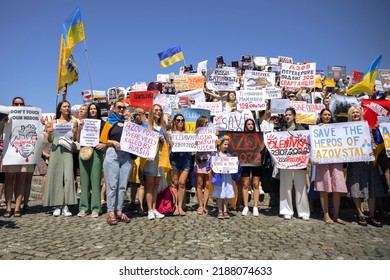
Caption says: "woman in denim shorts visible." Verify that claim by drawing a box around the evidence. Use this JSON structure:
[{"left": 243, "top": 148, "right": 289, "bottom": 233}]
[{"left": 169, "top": 114, "right": 191, "bottom": 216}]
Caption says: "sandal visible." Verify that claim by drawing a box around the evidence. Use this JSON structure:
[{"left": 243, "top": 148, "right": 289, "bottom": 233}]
[
  {"left": 197, "top": 208, "right": 204, "bottom": 215},
  {"left": 324, "top": 219, "right": 334, "bottom": 225},
  {"left": 3, "top": 210, "right": 12, "bottom": 218},
  {"left": 358, "top": 216, "right": 367, "bottom": 226},
  {"left": 367, "top": 217, "right": 383, "bottom": 228},
  {"left": 14, "top": 211, "right": 21, "bottom": 218},
  {"left": 223, "top": 212, "right": 230, "bottom": 219},
  {"left": 217, "top": 211, "right": 224, "bottom": 219},
  {"left": 335, "top": 218, "right": 346, "bottom": 225}
]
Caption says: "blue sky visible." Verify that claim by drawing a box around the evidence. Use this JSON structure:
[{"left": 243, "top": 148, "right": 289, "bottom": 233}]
[{"left": 1, "top": 0, "right": 389, "bottom": 113}]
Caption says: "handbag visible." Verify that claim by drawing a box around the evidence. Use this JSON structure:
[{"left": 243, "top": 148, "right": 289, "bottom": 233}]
[
  {"left": 80, "top": 146, "right": 94, "bottom": 161},
  {"left": 58, "top": 136, "right": 78, "bottom": 152}
]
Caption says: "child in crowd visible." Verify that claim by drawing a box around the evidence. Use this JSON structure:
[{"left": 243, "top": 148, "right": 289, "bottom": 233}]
[{"left": 207, "top": 135, "right": 241, "bottom": 219}]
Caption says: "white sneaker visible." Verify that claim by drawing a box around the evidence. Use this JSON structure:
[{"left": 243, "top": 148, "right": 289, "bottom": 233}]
[
  {"left": 284, "top": 214, "right": 292, "bottom": 220},
  {"left": 241, "top": 207, "right": 249, "bottom": 216},
  {"left": 148, "top": 210, "right": 155, "bottom": 220},
  {"left": 253, "top": 207, "right": 259, "bottom": 217},
  {"left": 62, "top": 206, "right": 72, "bottom": 217},
  {"left": 53, "top": 208, "right": 61, "bottom": 217},
  {"left": 153, "top": 209, "right": 165, "bottom": 219},
  {"left": 302, "top": 215, "right": 310, "bottom": 221}
]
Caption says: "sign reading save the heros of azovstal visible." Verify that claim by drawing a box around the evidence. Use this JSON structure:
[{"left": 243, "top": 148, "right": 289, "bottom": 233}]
[
  {"left": 264, "top": 130, "right": 310, "bottom": 169},
  {"left": 2, "top": 106, "right": 44, "bottom": 165},
  {"left": 171, "top": 133, "right": 197, "bottom": 152},
  {"left": 79, "top": 119, "right": 101, "bottom": 147},
  {"left": 120, "top": 121, "right": 160, "bottom": 159},
  {"left": 206, "top": 68, "right": 239, "bottom": 91},
  {"left": 211, "top": 156, "right": 239, "bottom": 174},
  {"left": 280, "top": 63, "right": 316, "bottom": 88},
  {"left": 309, "top": 121, "right": 375, "bottom": 164}
]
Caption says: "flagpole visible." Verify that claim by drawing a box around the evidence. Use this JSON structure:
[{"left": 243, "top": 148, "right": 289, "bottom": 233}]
[{"left": 83, "top": 38, "right": 93, "bottom": 94}]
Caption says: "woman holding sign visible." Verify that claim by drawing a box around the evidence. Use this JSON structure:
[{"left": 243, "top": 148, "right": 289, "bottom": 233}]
[
  {"left": 77, "top": 103, "right": 106, "bottom": 218},
  {"left": 101, "top": 101, "right": 133, "bottom": 225},
  {"left": 44, "top": 100, "right": 79, "bottom": 217},
  {"left": 142, "top": 104, "right": 171, "bottom": 220},
  {"left": 168, "top": 114, "right": 191, "bottom": 216},
  {"left": 279, "top": 107, "right": 310, "bottom": 221},
  {"left": 313, "top": 108, "right": 347, "bottom": 225},
  {"left": 346, "top": 106, "right": 384, "bottom": 227}
]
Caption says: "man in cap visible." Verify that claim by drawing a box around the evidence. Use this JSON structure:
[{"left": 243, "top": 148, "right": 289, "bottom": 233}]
[{"left": 132, "top": 108, "right": 147, "bottom": 125}]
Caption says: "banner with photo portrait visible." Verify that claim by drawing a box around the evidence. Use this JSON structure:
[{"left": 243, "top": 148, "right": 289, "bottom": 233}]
[{"left": 328, "top": 94, "right": 359, "bottom": 123}]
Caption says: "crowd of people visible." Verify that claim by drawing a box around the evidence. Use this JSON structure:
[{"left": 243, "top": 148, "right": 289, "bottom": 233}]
[{"left": 1, "top": 63, "right": 389, "bottom": 228}]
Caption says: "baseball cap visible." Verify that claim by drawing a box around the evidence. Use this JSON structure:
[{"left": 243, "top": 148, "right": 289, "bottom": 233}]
[{"left": 132, "top": 108, "right": 145, "bottom": 116}]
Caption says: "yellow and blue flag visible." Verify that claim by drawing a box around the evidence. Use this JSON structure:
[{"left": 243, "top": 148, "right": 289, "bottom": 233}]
[
  {"left": 61, "top": 5, "right": 85, "bottom": 49},
  {"left": 158, "top": 45, "right": 184, "bottom": 68},
  {"left": 347, "top": 54, "right": 382, "bottom": 95},
  {"left": 57, "top": 35, "right": 79, "bottom": 93}
]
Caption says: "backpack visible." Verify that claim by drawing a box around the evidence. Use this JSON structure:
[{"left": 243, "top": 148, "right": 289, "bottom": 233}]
[{"left": 156, "top": 187, "right": 176, "bottom": 214}]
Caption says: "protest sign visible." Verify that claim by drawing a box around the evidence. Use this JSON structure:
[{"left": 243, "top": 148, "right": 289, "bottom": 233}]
[
  {"left": 278, "top": 56, "right": 293, "bottom": 65},
  {"left": 236, "top": 90, "right": 267, "bottom": 111},
  {"left": 351, "top": 70, "right": 364, "bottom": 84},
  {"left": 195, "top": 127, "right": 217, "bottom": 152},
  {"left": 264, "top": 130, "right": 310, "bottom": 169},
  {"left": 310, "top": 121, "right": 374, "bottom": 164},
  {"left": 242, "top": 70, "right": 275, "bottom": 90},
  {"left": 270, "top": 99, "right": 290, "bottom": 115},
  {"left": 280, "top": 63, "right": 316, "bottom": 88},
  {"left": 327, "top": 65, "right": 347, "bottom": 80},
  {"left": 329, "top": 94, "right": 359, "bottom": 123},
  {"left": 379, "top": 122, "right": 390, "bottom": 157},
  {"left": 224, "top": 131, "right": 264, "bottom": 166},
  {"left": 156, "top": 74, "right": 170, "bottom": 83},
  {"left": 375, "top": 80, "right": 384, "bottom": 92},
  {"left": 171, "top": 133, "right": 197, "bottom": 152},
  {"left": 324, "top": 78, "right": 336, "bottom": 88},
  {"left": 128, "top": 90, "right": 159, "bottom": 112},
  {"left": 79, "top": 119, "right": 101, "bottom": 147},
  {"left": 41, "top": 113, "right": 56, "bottom": 126},
  {"left": 265, "top": 87, "right": 282, "bottom": 99},
  {"left": 378, "top": 69, "right": 390, "bottom": 90},
  {"left": 176, "top": 88, "right": 206, "bottom": 104},
  {"left": 191, "top": 101, "right": 223, "bottom": 115},
  {"left": 290, "top": 101, "right": 325, "bottom": 124},
  {"left": 171, "top": 108, "right": 211, "bottom": 133},
  {"left": 213, "top": 110, "right": 254, "bottom": 131},
  {"left": 131, "top": 82, "right": 148, "bottom": 92},
  {"left": 0, "top": 105, "right": 9, "bottom": 120},
  {"left": 2, "top": 107, "right": 43, "bottom": 165},
  {"left": 107, "top": 87, "right": 126, "bottom": 105},
  {"left": 206, "top": 68, "right": 239, "bottom": 91},
  {"left": 153, "top": 94, "right": 179, "bottom": 114},
  {"left": 53, "top": 123, "right": 73, "bottom": 138},
  {"left": 361, "top": 99, "right": 390, "bottom": 129},
  {"left": 173, "top": 75, "right": 205, "bottom": 91},
  {"left": 120, "top": 121, "right": 159, "bottom": 159},
  {"left": 211, "top": 156, "right": 239, "bottom": 174}
]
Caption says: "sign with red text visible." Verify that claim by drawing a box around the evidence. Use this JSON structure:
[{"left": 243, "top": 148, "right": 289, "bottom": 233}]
[
  {"left": 236, "top": 90, "right": 267, "bottom": 111},
  {"left": 195, "top": 127, "right": 217, "bottom": 152},
  {"left": 174, "top": 75, "right": 205, "bottom": 91},
  {"left": 120, "top": 121, "right": 160, "bottom": 159},
  {"left": 264, "top": 130, "right": 310, "bottom": 169},
  {"left": 290, "top": 101, "right": 325, "bottom": 124},
  {"left": 310, "top": 122, "right": 374, "bottom": 163},
  {"left": 211, "top": 156, "right": 239, "bottom": 174},
  {"left": 171, "top": 133, "right": 197, "bottom": 152},
  {"left": 191, "top": 101, "right": 223, "bottom": 115},
  {"left": 2, "top": 107, "right": 43, "bottom": 165},
  {"left": 280, "top": 63, "right": 316, "bottom": 88},
  {"left": 225, "top": 131, "right": 264, "bottom": 166}
]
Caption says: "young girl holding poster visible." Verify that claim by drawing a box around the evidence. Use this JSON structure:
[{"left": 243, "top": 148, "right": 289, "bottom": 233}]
[
  {"left": 206, "top": 135, "right": 241, "bottom": 219},
  {"left": 313, "top": 108, "right": 347, "bottom": 225}
]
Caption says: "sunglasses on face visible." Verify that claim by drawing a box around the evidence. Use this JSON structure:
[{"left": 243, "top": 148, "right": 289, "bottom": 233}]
[
  {"left": 13, "top": 102, "right": 24, "bottom": 106},
  {"left": 154, "top": 108, "right": 162, "bottom": 112},
  {"left": 175, "top": 119, "right": 184, "bottom": 123},
  {"left": 116, "top": 106, "right": 125, "bottom": 110}
]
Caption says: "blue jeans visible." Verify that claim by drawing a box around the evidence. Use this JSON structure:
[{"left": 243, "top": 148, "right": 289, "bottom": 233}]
[{"left": 103, "top": 147, "right": 132, "bottom": 212}]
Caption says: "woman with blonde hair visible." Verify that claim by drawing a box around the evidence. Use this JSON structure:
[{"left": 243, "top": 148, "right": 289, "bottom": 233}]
[
  {"left": 346, "top": 106, "right": 384, "bottom": 227},
  {"left": 142, "top": 104, "right": 171, "bottom": 220}
]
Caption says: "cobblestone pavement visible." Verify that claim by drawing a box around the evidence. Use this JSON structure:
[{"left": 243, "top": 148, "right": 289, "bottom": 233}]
[{"left": 0, "top": 180, "right": 389, "bottom": 260}]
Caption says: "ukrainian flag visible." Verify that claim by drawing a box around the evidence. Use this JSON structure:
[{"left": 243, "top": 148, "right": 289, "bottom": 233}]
[
  {"left": 347, "top": 54, "right": 382, "bottom": 95},
  {"left": 61, "top": 5, "right": 85, "bottom": 48},
  {"left": 57, "top": 35, "right": 79, "bottom": 93},
  {"left": 158, "top": 45, "right": 184, "bottom": 68}
]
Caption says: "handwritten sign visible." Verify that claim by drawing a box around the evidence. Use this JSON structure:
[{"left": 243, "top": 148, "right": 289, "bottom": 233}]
[
  {"left": 171, "top": 133, "right": 197, "bottom": 152},
  {"left": 2, "top": 107, "right": 43, "bottom": 165},
  {"left": 236, "top": 90, "right": 267, "bottom": 111},
  {"left": 379, "top": 122, "right": 390, "bottom": 157},
  {"left": 243, "top": 70, "right": 275, "bottom": 89},
  {"left": 280, "top": 63, "right": 316, "bottom": 88},
  {"left": 173, "top": 75, "right": 205, "bottom": 91},
  {"left": 265, "top": 130, "right": 310, "bottom": 169},
  {"left": 225, "top": 131, "right": 264, "bottom": 166},
  {"left": 153, "top": 94, "right": 179, "bottom": 115},
  {"left": 270, "top": 99, "right": 290, "bottom": 115},
  {"left": 80, "top": 119, "right": 101, "bottom": 147},
  {"left": 195, "top": 127, "right": 217, "bottom": 152},
  {"left": 310, "top": 121, "right": 374, "bottom": 164},
  {"left": 120, "top": 121, "right": 159, "bottom": 159},
  {"left": 176, "top": 88, "right": 206, "bottom": 104},
  {"left": 191, "top": 101, "right": 223, "bottom": 115},
  {"left": 211, "top": 156, "right": 239, "bottom": 174},
  {"left": 213, "top": 110, "right": 254, "bottom": 131},
  {"left": 128, "top": 90, "right": 159, "bottom": 112},
  {"left": 206, "top": 68, "right": 239, "bottom": 91}
]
